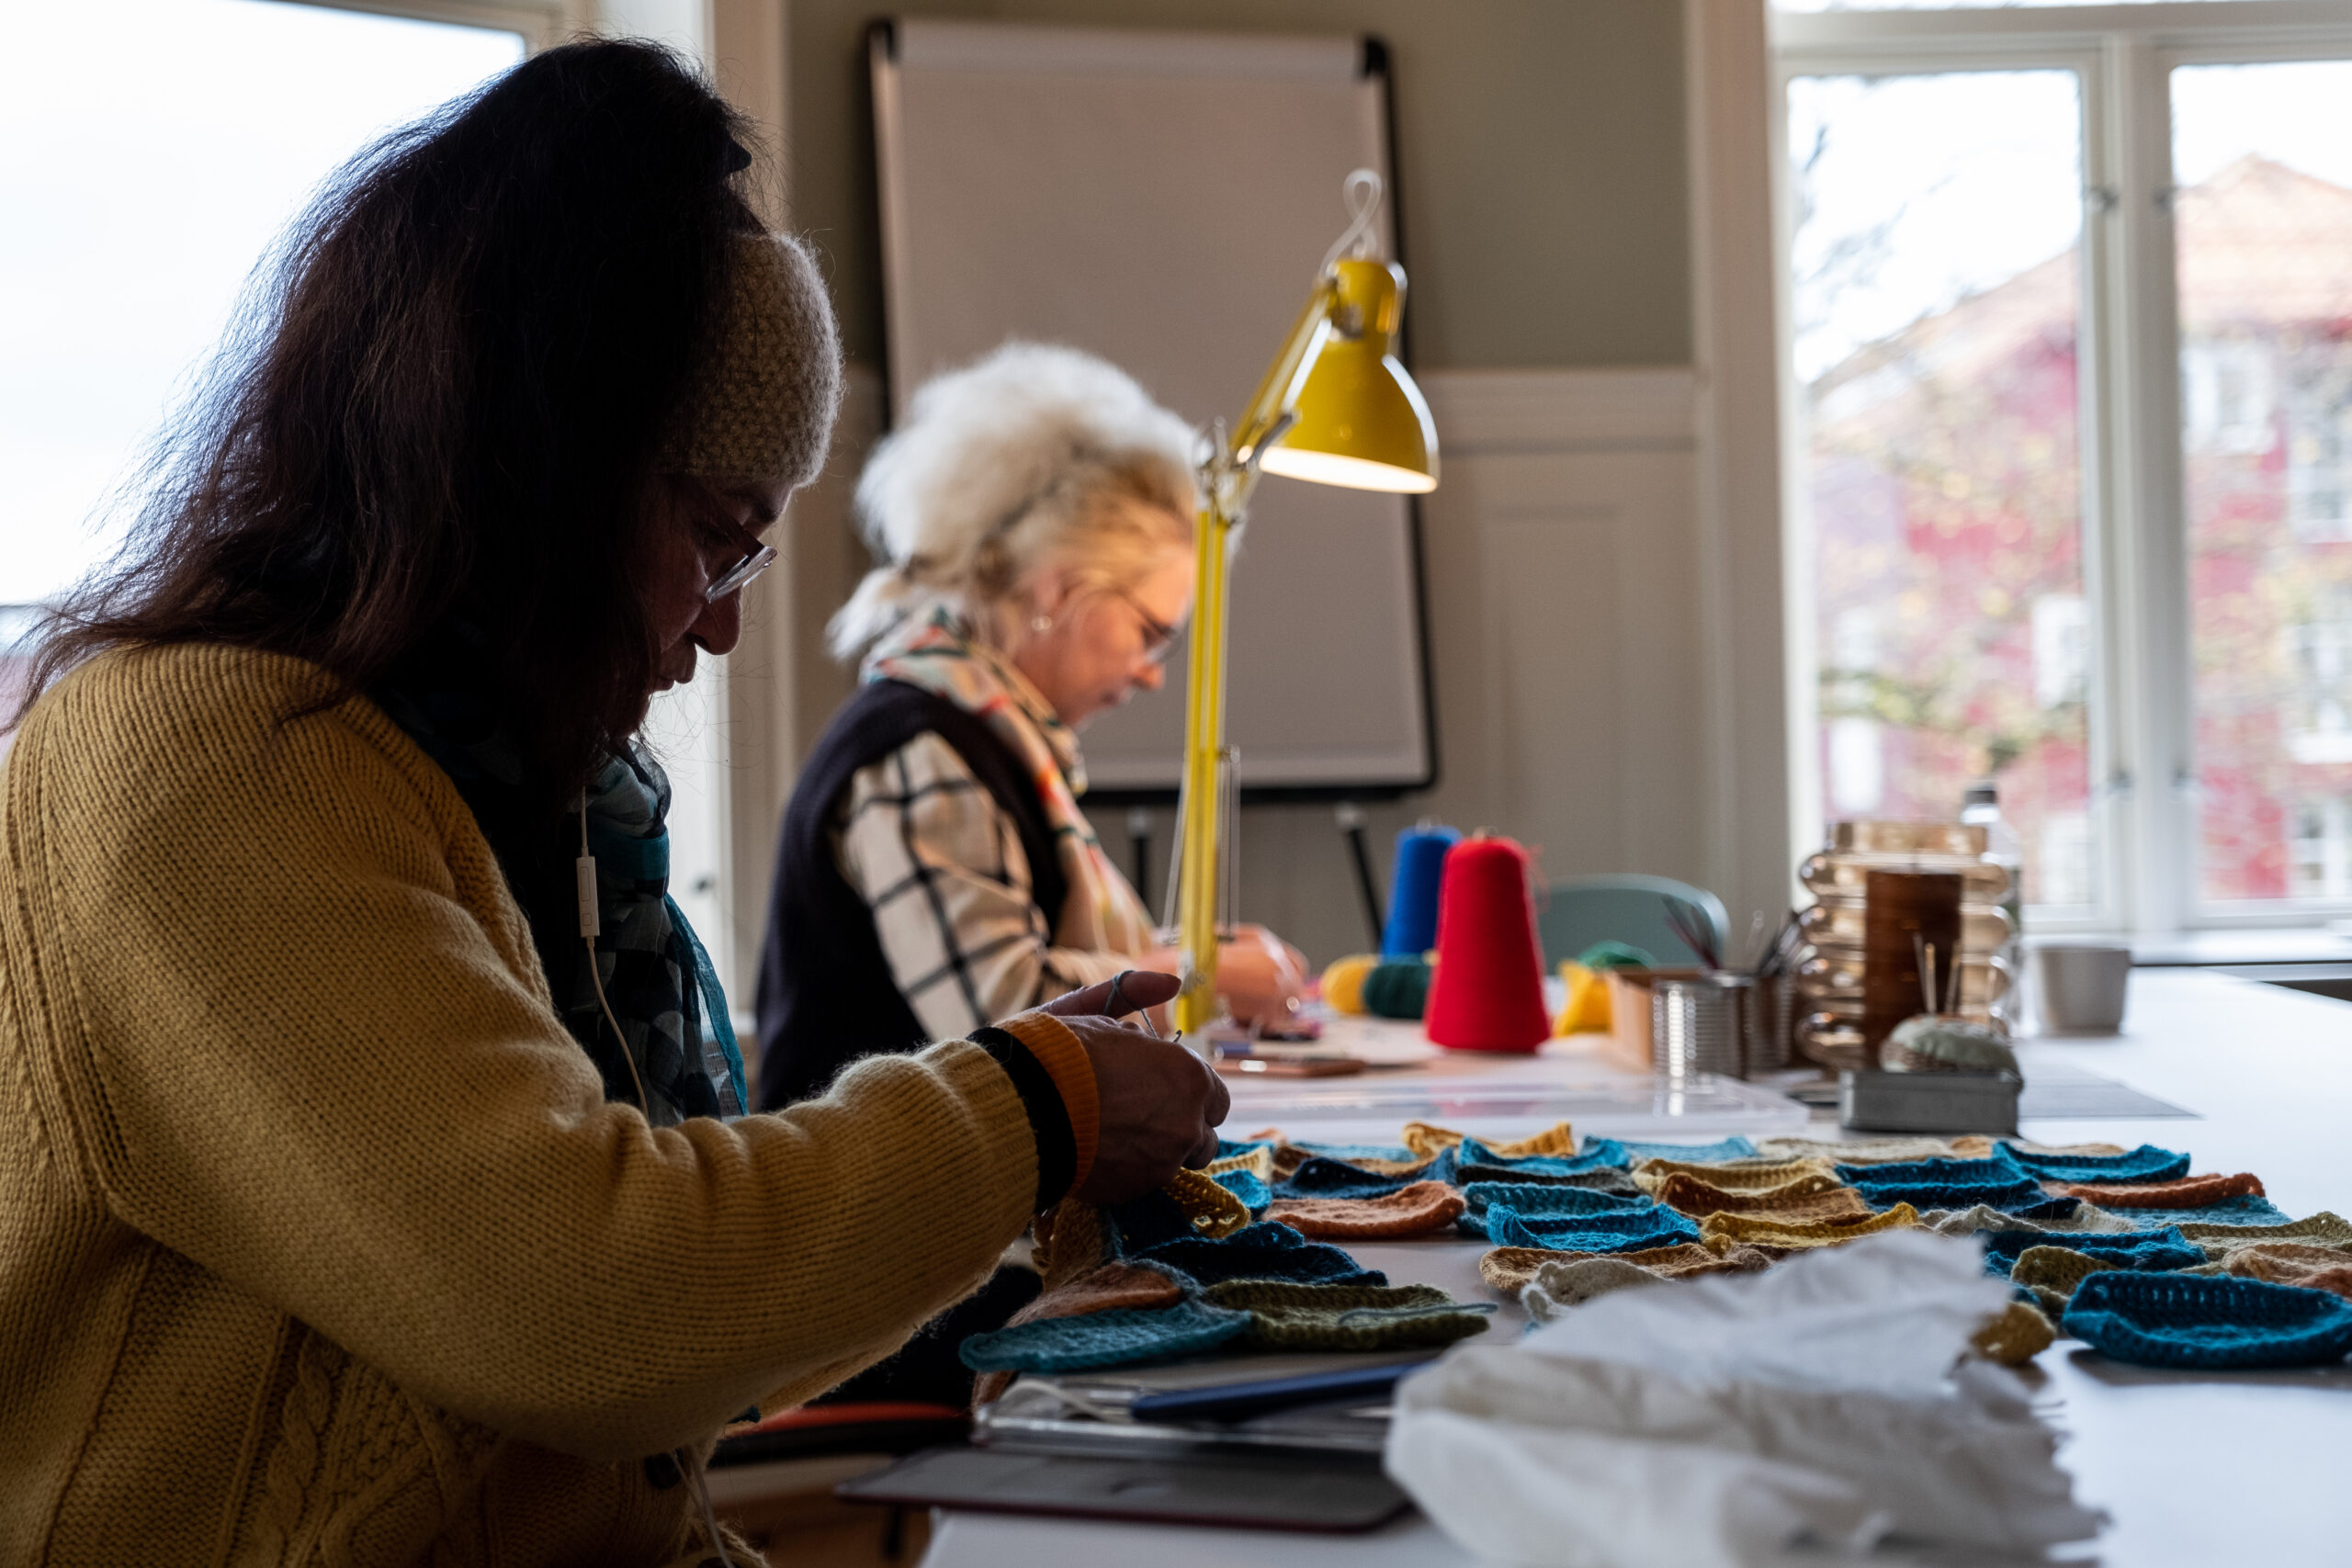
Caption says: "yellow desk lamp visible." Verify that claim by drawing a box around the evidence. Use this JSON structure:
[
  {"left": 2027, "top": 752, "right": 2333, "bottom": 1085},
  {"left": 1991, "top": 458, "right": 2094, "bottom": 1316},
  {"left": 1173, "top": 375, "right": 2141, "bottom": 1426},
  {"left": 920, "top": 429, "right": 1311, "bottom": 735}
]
[{"left": 1172, "top": 170, "right": 1439, "bottom": 1035}]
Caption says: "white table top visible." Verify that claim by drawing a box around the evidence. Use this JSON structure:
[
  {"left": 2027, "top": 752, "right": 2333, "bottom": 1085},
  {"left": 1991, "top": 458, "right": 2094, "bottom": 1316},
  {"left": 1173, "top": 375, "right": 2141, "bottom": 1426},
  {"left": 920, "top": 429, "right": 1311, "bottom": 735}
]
[{"left": 925, "top": 969, "right": 2352, "bottom": 1568}]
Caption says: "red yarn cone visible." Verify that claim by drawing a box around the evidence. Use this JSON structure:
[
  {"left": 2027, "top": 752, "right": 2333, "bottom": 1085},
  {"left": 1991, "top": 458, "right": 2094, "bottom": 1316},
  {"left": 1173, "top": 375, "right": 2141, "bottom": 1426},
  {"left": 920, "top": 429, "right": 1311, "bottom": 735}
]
[{"left": 1423, "top": 835, "right": 1551, "bottom": 1052}]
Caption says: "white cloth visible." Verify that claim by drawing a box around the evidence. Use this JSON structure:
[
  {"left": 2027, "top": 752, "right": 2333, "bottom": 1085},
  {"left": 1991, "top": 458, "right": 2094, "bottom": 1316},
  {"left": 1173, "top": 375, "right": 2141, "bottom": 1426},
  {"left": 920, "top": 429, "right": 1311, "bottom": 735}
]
[{"left": 1385, "top": 1230, "right": 2103, "bottom": 1568}]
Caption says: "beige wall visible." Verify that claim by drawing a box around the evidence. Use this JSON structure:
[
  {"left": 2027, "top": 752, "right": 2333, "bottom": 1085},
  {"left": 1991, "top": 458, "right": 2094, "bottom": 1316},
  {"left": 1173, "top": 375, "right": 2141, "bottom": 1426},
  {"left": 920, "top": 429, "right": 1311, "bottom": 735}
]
[
  {"left": 786, "top": 0, "right": 1692, "bottom": 371},
  {"left": 752, "top": 3, "right": 1707, "bottom": 969}
]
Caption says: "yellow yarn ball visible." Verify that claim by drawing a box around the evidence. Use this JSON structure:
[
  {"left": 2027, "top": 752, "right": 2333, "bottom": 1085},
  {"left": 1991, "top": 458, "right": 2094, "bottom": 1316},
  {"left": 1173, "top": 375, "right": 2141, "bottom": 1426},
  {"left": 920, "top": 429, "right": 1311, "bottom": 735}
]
[
  {"left": 1320, "top": 953, "right": 1380, "bottom": 1014},
  {"left": 1554, "top": 961, "right": 1612, "bottom": 1035}
]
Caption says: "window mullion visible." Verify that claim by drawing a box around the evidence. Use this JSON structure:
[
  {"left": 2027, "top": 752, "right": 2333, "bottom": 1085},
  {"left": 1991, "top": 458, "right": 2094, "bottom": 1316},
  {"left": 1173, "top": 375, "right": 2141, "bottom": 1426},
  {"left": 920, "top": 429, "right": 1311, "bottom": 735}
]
[{"left": 2096, "top": 33, "right": 2197, "bottom": 934}]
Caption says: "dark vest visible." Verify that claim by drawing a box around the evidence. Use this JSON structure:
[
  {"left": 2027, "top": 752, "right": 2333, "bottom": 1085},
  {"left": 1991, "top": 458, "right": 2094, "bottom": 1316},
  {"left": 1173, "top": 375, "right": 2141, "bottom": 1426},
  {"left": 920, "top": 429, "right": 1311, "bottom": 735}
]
[{"left": 754, "top": 680, "right": 1069, "bottom": 1111}]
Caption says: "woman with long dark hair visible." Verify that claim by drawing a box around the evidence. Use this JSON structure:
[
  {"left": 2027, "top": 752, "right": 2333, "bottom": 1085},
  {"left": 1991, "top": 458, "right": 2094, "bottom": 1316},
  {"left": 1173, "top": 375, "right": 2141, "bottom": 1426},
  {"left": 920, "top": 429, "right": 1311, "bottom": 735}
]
[{"left": 0, "top": 39, "right": 1219, "bottom": 1563}]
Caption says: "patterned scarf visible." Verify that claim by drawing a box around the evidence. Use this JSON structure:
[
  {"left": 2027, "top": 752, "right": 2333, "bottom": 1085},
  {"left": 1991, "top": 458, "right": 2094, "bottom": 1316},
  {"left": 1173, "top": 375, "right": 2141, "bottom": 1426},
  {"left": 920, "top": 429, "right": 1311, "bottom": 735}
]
[
  {"left": 373, "top": 636, "right": 746, "bottom": 1126},
  {"left": 864, "top": 606, "right": 1156, "bottom": 957}
]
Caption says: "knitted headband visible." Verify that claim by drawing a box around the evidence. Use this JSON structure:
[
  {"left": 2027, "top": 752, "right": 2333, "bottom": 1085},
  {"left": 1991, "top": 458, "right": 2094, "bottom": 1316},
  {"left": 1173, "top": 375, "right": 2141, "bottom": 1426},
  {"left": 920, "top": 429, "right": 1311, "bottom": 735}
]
[{"left": 654, "top": 231, "right": 842, "bottom": 490}]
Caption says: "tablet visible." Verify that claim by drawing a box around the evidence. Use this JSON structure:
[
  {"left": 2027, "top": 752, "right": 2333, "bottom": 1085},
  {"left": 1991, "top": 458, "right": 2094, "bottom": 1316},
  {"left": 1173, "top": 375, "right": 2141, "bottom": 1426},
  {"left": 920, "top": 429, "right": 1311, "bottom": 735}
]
[{"left": 834, "top": 1444, "right": 1412, "bottom": 1533}]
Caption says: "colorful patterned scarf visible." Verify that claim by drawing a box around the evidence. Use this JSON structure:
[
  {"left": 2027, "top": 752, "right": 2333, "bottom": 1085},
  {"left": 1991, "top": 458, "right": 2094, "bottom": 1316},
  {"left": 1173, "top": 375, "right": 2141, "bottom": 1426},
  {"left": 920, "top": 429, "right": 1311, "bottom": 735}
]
[
  {"left": 863, "top": 606, "right": 1156, "bottom": 958},
  {"left": 374, "top": 635, "right": 745, "bottom": 1126}
]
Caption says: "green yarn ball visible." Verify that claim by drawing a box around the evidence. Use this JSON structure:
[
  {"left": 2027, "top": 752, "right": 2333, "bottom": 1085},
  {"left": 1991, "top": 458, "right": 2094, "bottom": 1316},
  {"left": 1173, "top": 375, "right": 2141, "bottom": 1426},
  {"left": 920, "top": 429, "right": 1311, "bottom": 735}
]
[
  {"left": 1363, "top": 957, "right": 1433, "bottom": 1020},
  {"left": 1577, "top": 941, "right": 1657, "bottom": 972}
]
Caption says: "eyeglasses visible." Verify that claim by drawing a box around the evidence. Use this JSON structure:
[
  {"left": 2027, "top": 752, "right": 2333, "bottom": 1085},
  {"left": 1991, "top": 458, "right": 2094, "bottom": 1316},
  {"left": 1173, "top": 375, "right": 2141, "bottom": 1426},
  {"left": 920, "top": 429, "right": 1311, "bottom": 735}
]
[
  {"left": 675, "top": 478, "right": 778, "bottom": 603},
  {"left": 1113, "top": 586, "right": 1182, "bottom": 665}
]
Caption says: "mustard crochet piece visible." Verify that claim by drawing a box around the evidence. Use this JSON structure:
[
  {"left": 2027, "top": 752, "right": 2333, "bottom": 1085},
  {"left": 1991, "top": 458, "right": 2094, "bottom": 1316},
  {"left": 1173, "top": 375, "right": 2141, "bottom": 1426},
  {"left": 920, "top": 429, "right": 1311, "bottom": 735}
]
[
  {"left": 1164, "top": 1168, "right": 1252, "bottom": 1240},
  {"left": 1654, "top": 1170, "right": 1861, "bottom": 1219},
  {"left": 1205, "top": 1145, "right": 1277, "bottom": 1182},
  {"left": 2180, "top": 1211, "right": 2352, "bottom": 1247},
  {"left": 1404, "top": 1120, "right": 1574, "bottom": 1160},
  {"left": 1972, "top": 1301, "right": 2056, "bottom": 1366},
  {"left": 1480, "top": 1241, "right": 1770, "bottom": 1294},
  {"left": 1201, "top": 1279, "right": 1495, "bottom": 1352},
  {"left": 1033, "top": 1199, "right": 1111, "bottom": 1291},
  {"left": 1634, "top": 1156, "right": 1836, "bottom": 1196},
  {"left": 2010, "top": 1245, "right": 2117, "bottom": 1301},
  {"left": 1700, "top": 1203, "right": 1922, "bottom": 1250}
]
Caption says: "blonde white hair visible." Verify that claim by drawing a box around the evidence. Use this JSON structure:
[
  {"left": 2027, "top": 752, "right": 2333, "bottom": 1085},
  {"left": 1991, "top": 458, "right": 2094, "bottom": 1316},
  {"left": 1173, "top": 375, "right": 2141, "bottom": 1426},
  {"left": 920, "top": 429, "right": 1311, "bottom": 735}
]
[{"left": 830, "top": 342, "right": 1199, "bottom": 660}]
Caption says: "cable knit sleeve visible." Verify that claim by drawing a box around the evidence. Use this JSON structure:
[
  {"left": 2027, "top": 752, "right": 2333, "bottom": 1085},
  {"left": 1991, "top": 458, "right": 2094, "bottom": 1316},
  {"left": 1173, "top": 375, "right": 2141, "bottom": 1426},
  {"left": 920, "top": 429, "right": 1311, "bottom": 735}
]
[{"left": 15, "top": 647, "right": 1042, "bottom": 1460}]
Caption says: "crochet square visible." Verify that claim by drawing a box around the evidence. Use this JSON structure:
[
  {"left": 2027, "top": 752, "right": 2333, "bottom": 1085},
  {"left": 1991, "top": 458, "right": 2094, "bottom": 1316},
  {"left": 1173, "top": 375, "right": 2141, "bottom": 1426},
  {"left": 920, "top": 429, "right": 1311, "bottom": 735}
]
[
  {"left": 1201, "top": 1280, "right": 1494, "bottom": 1351},
  {"left": 1264, "top": 1180, "right": 1468, "bottom": 1240},
  {"left": 1994, "top": 1142, "right": 2191, "bottom": 1186},
  {"left": 1214, "top": 1168, "right": 1272, "bottom": 1214},
  {"left": 2101, "top": 1192, "right": 2289, "bottom": 1228},
  {"left": 1634, "top": 1156, "right": 1837, "bottom": 1195},
  {"left": 2063, "top": 1271, "right": 2352, "bottom": 1371},
  {"left": 2046, "top": 1172, "right": 2263, "bottom": 1210},
  {"left": 1698, "top": 1204, "right": 1922, "bottom": 1251},
  {"left": 1615, "top": 1135, "right": 1758, "bottom": 1164},
  {"left": 958, "top": 1297, "right": 1252, "bottom": 1373},
  {"left": 2176, "top": 1210, "right": 2352, "bottom": 1247},
  {"left": 2221, "top": 1242, "right": 2352, "bottom": 1302},
  {"left": 1277, "top": 1156, "right": 1425, "bottom": 1201},
  {"left": 1455, "top": 1162, "right": 1643, "bottom": 1197},
  {"left": 1656, "top": 1172, "right": 1873, "bottom": 1224},
  {"left": 1456, "top": 1134, "right": 1626, "bottom": 1172},
  {"left": 1133, "top": 1222, "right": 1388, "bottom": 1289},
  {"left": 1978, "top": 1227, "right": 2204, "bottom": 1277},
  {"left": 1460, "top": 1182, "right": 1657, "bottom": 1221},
  {"left": 1479, "top": 1206, "right": 1704, "bottom": 1253},
  {"left": 1483, "top": 1241, "right": 1774, "bottom": 1296},
  {"left": 1848, "top": 1176, "right": 2074, "bottom": 1219},
  {"left": 1831, "top": 1156, "right": 2016, "bottom": 1187}
]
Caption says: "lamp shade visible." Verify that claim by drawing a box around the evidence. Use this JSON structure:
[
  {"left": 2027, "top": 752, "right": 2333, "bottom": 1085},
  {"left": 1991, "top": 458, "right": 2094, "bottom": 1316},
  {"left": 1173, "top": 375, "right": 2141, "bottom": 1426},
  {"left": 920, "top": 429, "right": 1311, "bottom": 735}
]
[{"left": 1261, "top": 258, "right": 1438, "bottom": 494}]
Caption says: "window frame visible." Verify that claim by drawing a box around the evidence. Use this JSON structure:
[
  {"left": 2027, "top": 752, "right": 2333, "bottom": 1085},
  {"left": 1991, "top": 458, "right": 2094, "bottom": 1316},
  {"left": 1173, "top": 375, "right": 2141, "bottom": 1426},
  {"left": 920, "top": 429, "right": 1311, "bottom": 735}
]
[{"left": 1774, "top": 1, "right": 2352, "bottom": 937}]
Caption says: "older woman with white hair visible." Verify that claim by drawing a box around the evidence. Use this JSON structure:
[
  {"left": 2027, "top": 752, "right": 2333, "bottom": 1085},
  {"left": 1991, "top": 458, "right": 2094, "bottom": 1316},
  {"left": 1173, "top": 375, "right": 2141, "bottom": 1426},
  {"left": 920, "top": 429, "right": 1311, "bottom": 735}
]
[{"left": 754, "top": 342, "right": 1306, "bottom": 1113}]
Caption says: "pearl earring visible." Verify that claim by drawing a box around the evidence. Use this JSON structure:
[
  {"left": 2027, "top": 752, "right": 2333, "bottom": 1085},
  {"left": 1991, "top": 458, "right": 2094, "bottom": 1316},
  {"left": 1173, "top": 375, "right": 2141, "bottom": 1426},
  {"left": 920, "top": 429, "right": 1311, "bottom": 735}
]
[{"left": 1031, "top": 614, "right": 1053, "bottom": 633}]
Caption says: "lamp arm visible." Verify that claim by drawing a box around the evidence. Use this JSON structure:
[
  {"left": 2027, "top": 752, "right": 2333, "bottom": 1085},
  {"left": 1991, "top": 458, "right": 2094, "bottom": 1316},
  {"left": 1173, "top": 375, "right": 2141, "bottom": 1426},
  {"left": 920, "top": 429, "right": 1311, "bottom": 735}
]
[{"left": 1230, "top": 276, "right": 1340, "bottom": 463}]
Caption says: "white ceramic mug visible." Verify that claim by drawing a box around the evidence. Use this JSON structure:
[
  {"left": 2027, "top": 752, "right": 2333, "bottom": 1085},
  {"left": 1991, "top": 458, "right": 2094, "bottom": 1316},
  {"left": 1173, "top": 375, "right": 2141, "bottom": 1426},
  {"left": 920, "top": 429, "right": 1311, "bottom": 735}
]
[{"left": 2034, "top": 944, "right": 2132, "bottom": 1035}]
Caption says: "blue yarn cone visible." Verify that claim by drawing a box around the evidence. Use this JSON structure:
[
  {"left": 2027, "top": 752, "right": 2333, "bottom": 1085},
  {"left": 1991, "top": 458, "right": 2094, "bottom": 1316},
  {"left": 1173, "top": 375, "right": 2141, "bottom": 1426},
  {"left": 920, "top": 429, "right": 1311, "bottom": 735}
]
[{"left": 1382, "top": 826, "right": 1460, "bottom": 957}]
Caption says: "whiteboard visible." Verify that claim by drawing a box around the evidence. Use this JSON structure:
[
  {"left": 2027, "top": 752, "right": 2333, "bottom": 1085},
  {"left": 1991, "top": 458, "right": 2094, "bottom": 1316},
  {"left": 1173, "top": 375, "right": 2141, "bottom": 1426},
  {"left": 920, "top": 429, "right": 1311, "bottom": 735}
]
[{"left": 871, "top": 17, "right": 1434, "bottom": 795}]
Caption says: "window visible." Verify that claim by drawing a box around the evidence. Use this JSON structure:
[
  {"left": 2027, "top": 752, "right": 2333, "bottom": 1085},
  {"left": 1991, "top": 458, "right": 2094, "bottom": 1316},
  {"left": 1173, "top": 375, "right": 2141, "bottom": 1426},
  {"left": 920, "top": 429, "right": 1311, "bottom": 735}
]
[{"left": 1777, "top": 1, "right": 2352, "bottom": 934}]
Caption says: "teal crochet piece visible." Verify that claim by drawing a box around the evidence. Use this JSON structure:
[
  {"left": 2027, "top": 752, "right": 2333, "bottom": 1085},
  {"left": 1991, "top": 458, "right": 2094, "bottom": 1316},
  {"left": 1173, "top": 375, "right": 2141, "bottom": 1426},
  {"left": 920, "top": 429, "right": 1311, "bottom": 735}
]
[
  {"left": 1996, "top": 1142, "right": 2190, "bottom": 1185},
  {"left": 1476, "top": 1205, "right": 1702, "bottom": 1252},
  {"left": 1851, "top": 1176, "right": 2074, "bottom": 1219},
  {"left": 1456, "top": 1162, "right": 1644, "bottom": 1196},
  {"left": 1460, "top": 1182, "right": 1657, "bottom": 1220},
  {"left": 1835, "top": 1156, "right": 2015, "bottom": 1187},
  {"left": 1618, "top": 1136, "right": 1758, "bottom": 1164},
  {"left": 1215, "top": 1168, "right": 1272, "bottom": 1213},
  {"left": 1276, "top": 1157, "right": 1423, "bottom": 1201},
  {"left": 1134, "top": 1222, "right": 1388, "bottom": 1289},
  {"left": 2063, "top": 1272, "right": 2352, "bottom": 1370},
  {"left": 1458, "top": 1136, "right": 1629, "bottom": 1173},
  {"left": 1293, "top": 1140, "right": 1419, "bottom": 1164},
  {"left": 1981, "top": 1225, "right": 2203, "bottom": 1276},
  {"left": 958, "top": 1298, "right": 1253, "bottom": 1373},
  {"left": 2103, "top": 1193, "right": 2289, "bottom": 1227}
]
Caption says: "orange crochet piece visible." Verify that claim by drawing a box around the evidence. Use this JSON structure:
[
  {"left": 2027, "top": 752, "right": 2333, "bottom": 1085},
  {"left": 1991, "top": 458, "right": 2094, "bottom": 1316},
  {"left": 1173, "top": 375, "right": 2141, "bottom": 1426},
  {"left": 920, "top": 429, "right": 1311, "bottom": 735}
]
[
  {"left": 1654, "top": 1170, "right": 1868, "bottom": 1221},
  {"left": 2050, "top": 1172, "right": 2266, "bottom": 1209},
  {"left": 1479, "top": 1241, "right": 1774, "bottom": 1294},
  {"left": 2219, "top": 1241, "right": 2352, "bottom": 1300},
  {"left": 1265, "top": 1180, "right": 1468, "bottom": 1240}
]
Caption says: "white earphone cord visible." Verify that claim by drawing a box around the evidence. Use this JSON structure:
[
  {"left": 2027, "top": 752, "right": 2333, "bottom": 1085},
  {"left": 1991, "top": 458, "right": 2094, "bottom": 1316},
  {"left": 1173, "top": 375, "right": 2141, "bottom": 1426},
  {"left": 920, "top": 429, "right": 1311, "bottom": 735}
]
[{"left": 579, "top": 795, "right": 728, "bottom": 1565}]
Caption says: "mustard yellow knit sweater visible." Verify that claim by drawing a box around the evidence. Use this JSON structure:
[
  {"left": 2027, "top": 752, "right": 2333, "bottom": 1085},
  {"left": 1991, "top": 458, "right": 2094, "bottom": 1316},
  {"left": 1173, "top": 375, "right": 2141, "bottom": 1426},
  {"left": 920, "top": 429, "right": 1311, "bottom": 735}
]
[{"left": 0, "top": 645, "right": 1042, "bottom": 1564}]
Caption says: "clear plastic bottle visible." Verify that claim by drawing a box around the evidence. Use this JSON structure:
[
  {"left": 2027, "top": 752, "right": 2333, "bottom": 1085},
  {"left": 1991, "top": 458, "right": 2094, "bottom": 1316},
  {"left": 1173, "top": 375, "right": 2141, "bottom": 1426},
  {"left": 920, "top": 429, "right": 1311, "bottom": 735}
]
[{"left": 1962, "top": 780, "right": 2024, "bottom": 1031}]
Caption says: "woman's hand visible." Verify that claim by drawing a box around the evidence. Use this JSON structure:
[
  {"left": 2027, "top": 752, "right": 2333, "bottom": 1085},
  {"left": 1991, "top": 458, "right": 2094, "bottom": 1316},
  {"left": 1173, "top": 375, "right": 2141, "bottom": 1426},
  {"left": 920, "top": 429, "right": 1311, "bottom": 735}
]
[
  {"left": 1039, "top": 971, "right": 1228, "bottom": 1204},
  {"left": 1138, "top": 925, "right": 1309, "bottom": 1027}
]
